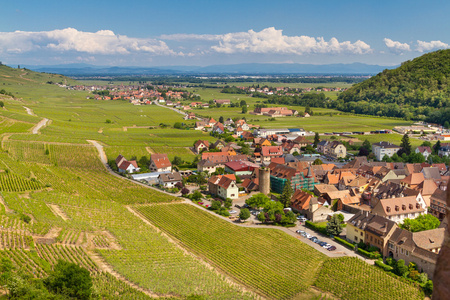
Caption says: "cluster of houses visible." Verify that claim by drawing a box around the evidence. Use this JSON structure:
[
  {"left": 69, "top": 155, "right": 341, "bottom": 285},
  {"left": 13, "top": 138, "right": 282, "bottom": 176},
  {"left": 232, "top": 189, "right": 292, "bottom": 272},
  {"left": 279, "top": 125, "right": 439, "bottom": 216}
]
[
  {"left": 115, "top": 131, "right": 448, "bottom": 279},
  {"left": 231, "top": 85, "right": 347, "bottom": 96}
]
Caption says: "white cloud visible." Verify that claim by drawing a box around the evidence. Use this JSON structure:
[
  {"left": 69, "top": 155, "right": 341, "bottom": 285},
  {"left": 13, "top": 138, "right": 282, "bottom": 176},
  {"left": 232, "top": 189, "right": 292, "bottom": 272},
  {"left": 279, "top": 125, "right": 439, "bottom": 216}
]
[
  {"left": 0, "top": 28, "right": 176, "bottom": 55},
  {"left": 383, "top": 38, "right": 411, "bottom": 52},
  {"left": 416, "top": 40, "right": 449, "bottom": 52},
  {"left": 161, "top": 27, "right": 372, "bottom": 55},
  {"left": 212, "top": 27, "right": 371, "bottom": 55}
]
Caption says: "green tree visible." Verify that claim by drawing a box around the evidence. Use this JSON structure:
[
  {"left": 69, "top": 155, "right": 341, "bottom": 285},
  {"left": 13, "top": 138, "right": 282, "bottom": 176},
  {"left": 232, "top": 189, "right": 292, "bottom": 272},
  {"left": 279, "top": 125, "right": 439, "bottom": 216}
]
[
  {"left": 362, "top": 139, "right": 372, "bottom": 152},
  {"left": 219, "top": 116, "right": 224, "bottom": 123},
  {"left": 280, "top": 180, "right": 293, "bottom": 208},
  {"left": 257, "top": 212, "right": 266, "bottom": 222},
  {"left": 240, "top": 100, "right": 247, "bottom": 107},
  {"left": 400, "top": 134, "right": 412, "bottom": 155},
  {"left": 445, "top": 121, "right": 450, "bottom": 129},
  {"left": 210, "top": 200, "right": 222, "bottom": 211},
  {"left": 172, "top": 156, "right": 183, "bottom": 166},
  {"left": 191, "top": 190, "right": 202, "bottom": 201},
  {"left": 0, "top": 101, "right": 4, "bottom": 108},
  {"left": 326, "top": 214, "right": 343, "bottom": 236},
  {"left": 174, "top": 122, "right": 183, "bottom": 129},
  {"left": 337, "top": 213, "right": 344, "bottom": 224},
  {"left": 223, "top": 198, "right": 232, "bottom": 209},
  {"left": 433, "top": 140, "right": 441, "bottom": 155},
  {"left": 245, "top": 193, "right": 270, "bottom": 209},
  {"left": 399, "top": 214, "right": 440, "bottom": 232},
  {"left": 239, "top": 208, "right": 250, "bottom": 221},
  {"left": 44, "top": 260, "right": 92, "bottom": 299},
  {"left": 313, "top": 132, "right": 320, "bottom": 148},
  {"left": 241, "top": 106, "right": 248, "bottom": 114},
  {"left": 394, "top": 259, "right": 408, "bottom": 277},
  {"left": 313, "top": 158, "right": 323, "bottom": 165}
]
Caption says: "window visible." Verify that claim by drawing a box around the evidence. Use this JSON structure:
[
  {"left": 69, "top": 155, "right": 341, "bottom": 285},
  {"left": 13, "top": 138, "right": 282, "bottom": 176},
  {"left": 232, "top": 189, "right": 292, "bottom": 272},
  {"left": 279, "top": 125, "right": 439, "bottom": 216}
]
[
  {"left": 400, "top": 248, "right": 403, "bottom": 254},
  {"left": 355, "top": 237, "right": 358, "bottom": 242},
  {"left": 360, "top": 232, "right": 363, "bottom": 236},
  {"left": 405, "top": 250, "right": 409, "bottom": 256}
]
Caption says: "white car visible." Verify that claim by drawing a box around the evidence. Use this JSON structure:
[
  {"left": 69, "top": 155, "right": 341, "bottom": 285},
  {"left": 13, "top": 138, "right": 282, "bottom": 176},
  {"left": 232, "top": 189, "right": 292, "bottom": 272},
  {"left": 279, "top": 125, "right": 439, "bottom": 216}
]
[
  {"left": 305, "top": 233, "right": 312, "bottom": 239},
  {"left": 323, "top": 243, "right": 332, "bottom": 249},
  {"left": 228, "top": 210, "right": 238, "bottom": 214},
  {"left": 298, "top": 217, "right": 308, "bottom": 222}
]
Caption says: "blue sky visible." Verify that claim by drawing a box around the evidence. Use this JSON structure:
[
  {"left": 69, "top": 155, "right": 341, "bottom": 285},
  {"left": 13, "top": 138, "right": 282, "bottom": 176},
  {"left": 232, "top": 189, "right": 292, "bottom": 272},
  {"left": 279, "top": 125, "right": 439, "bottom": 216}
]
[{"left": 1, "top": 0, "right": 449, "bottom": 66}]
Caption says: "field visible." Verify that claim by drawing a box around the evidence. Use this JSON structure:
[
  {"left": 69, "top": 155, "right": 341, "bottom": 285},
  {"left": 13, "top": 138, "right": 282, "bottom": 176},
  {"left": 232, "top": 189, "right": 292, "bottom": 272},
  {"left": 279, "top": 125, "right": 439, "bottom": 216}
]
[
  {"left": 314, "top": 257, "right": 423, "bottom": 300},
  {"left": 0, "top": 66, "right": 429, "bottom": 299},
  {"left": 135, "top": 203, "right": 327, "bottom": 299}
]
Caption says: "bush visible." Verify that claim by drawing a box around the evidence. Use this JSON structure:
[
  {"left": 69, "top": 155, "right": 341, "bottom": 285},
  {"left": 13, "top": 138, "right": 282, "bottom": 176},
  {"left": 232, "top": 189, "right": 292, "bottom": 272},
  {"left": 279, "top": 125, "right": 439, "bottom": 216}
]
[
  {"left": 305, "top": 220, "right": 327, "bottom": 235},
  {"left": 374, "top": 260, "right": 394, "bottom": 272},
  {"left": 357, "top": 248, "right": 381, "bottom": 259},
  {"left": 20, "top": 214, "right": 31, "bottom": 224},
  {"left": 334, "top": 236, "right": 355, "bottom": 250}
]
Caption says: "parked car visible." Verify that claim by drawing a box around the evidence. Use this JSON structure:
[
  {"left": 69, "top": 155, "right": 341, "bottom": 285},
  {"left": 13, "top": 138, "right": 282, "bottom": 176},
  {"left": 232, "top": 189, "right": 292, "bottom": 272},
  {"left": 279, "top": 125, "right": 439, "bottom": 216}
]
[
  {"left": 305, "top": 233, "right": 312, "bottom": 239},
  {"left": 234, "top": 204, "right": 241, "bottom": 209},
  {"left": 323, "top": 243, "right": 332, "bottom": 249},
  {"left": 300, "top": 232, "right": 307, "bottom": 237},
  {"left": 318, "top": 241, "right": 327, "bottom": 247},
  {"left": 314, "top": 239, "right": 322, "bottom": 244},
  {"left": 295, "top": 230, "right": 305, "bottom": 235},
  {"left": 327, "top": 246, "right": 336, "bottom": 251},
  {"left": 310, "top": 236, "right": 318, "bottom": 242},
  {"left": 198, "top": 202, "right": 204, "bottom": 205},
  {"left": 298, "top": 216, "right": 307, "bottom": 222},
  {"left": 228, "top": 210, "right": 237, "bottom": 214}
]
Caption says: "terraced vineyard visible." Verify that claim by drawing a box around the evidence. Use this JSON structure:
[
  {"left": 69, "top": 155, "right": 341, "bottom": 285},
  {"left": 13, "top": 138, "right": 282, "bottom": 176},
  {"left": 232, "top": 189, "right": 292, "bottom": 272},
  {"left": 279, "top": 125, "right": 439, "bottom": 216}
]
[
  {"left": 135, "top": 203, "right": 326, "bottom": 299},
  {"left": 314, "top": 257, "right": 423, "bottom": 300}
]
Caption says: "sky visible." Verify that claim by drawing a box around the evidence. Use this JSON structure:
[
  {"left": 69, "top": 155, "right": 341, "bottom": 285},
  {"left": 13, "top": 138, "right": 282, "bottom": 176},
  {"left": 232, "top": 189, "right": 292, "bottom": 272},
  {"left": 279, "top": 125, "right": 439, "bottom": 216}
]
[{"left": 0, "top": 0, "right": 449, "bottom": 67}]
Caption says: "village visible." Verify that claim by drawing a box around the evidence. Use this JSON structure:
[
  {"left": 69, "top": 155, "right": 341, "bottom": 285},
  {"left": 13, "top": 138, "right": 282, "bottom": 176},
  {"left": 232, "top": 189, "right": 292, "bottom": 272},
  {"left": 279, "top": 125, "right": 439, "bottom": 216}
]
[{"left": 110, "top": 110, "right": 450, "bottom": 283}]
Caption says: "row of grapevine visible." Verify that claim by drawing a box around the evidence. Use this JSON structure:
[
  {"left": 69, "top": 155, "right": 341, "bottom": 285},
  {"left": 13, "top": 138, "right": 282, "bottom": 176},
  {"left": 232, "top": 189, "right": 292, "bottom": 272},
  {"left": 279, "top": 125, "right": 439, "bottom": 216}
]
[
  {"left": 0, "top": 172, "right": 42, "bottom": 192},
  {"left": 35, "top": 244, "right": 98, "bottom": 273},
  {"left": 314, "top": 257, "right": 423, "bottom": 300},
  {"left": 0, "top": 231, "right": 33, "bottom": 249},
  {"left": 135, "top": 203, "right": 326, "bottom": 299}
]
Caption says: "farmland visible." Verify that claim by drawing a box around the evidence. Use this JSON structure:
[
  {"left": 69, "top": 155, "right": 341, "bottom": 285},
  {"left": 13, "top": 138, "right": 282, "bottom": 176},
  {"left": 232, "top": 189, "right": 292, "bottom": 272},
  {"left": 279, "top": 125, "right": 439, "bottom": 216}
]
[
  {"left": 314, "top": 257, "right": 423, "bottom": 300},
  {"left": 0, "top": 66, "right": 428, "bottom": 299}
]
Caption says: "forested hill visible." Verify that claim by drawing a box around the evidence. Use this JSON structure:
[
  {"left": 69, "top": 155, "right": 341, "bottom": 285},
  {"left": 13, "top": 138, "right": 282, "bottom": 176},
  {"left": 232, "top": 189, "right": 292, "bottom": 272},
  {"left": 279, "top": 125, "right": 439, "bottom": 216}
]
[{"left": 335, "top": 50, "right": 450, "bottom": 125}]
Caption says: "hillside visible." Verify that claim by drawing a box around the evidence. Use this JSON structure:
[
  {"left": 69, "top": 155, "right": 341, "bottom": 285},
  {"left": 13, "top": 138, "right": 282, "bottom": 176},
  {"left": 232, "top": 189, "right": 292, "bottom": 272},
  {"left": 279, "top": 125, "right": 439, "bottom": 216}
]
[
  {"left": 336, "top": 49, "right": 450, "bottom": 125},
  {"left": 0, "top": 65, "right": 425, "bottom": 299}
]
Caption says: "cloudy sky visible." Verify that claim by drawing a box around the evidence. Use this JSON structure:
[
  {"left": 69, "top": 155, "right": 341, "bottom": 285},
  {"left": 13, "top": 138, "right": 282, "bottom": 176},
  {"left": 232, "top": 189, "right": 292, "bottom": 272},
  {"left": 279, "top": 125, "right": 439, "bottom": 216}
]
[{"left": 1, "top": 0, "right": 449, "bottom": 67}]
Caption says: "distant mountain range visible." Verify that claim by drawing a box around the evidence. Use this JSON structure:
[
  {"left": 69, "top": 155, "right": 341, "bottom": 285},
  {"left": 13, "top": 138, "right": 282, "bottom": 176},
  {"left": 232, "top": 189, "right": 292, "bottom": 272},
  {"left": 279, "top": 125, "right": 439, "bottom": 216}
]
[{"left": 21, "top": 62, "right": 397, "bottom": 76}]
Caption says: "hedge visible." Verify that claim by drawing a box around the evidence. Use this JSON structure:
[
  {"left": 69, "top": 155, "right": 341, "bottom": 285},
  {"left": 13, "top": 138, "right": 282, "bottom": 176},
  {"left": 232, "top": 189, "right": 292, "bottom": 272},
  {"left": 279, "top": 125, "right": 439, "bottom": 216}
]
[
  {"left": 334, "top": 236, "right": 355, "bottom": 250},
  {"left": 374, "top": 260, "right": 394, "bottom": 272},
  {"left": 305, "top": 220, "right": 328, "bottom": 235},
  {"left": 357, "top": 248, "right": 381, "bottom": 259}
]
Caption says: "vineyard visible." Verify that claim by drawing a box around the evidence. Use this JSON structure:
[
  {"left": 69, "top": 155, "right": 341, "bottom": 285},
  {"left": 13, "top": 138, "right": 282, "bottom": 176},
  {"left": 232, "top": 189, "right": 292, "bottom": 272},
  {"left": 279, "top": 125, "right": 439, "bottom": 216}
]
[
  {"left": 314, "top": 257, "right": 423, "bottom": 300},
  {"left": 134, "top": 203, "right": 326, "bottom": 299}
]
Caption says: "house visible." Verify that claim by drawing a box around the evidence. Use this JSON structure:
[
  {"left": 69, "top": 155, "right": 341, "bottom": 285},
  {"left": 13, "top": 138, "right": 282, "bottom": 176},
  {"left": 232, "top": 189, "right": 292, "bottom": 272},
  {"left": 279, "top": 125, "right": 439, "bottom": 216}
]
[
  {"left": 400, "top": 172, "right": 425, "bottom": 189},
  {"left": 213, "top": 99, "right": 231, "bottom": 105},
  {"left": 260, "top": 146, "right": 283, "bottom": 163},
  {"left": 328, "top": 141, "right": 347, "bottom": 159},
  {"left": 235, "top": 119, "right": 249, "bottom": 130},
  {"left": 115, "top": 154, "right": 140, "bottom": 174},
  {"left": 158, "top": 172, "right": 182, "bottom": 188},
  {"left": 253, "top": 138, "right": 272, "bottom": 148},
  {"left": 429, "top": 188, "right": 447, "bottom": 220},
  {"left": 270, "top": 164, "right": 317, "bottom": 193},
  {"left": 421, "top": 167, "right": 441, "bottom": 180},
  {"left": 371, "top": 195, "right": 426, "bottom": 223},
  {"left": 281, "top": 140, "right": 302, "bottom": 155},
  {"left": 208, "top": 174, "right": 238, "bottom": 199},
  {"left": 388, "top": 227, "right": 445, "bottom": 279},
  {"left": 314, "top": 184, "right": 338, "bottom": 197},
  {"left": 212, "top": 139, "right": 227, "bottom": 150},
  {"left": 415, "top": 146, "right": 432, "bottom": 159},
  {"left": 372, "top": 142, "right": 402, "bottom": 161},
  {"left": 438, "top": 144, "right": 450, "bottom": 157},
  {"left": 290, "top": 190, "right": 313, "bottom": 214},
  {"left": 212, "top": 122, "right": 225, "bottom": 134},
  {"left": 224, "top": 160, "right": 258, "bottom": 176},
  {"left": 346, "top": 211, "right": 398, "bottom": 257},
  {"left": 304, "top": 197, "right": 333, "bottom": 222},
  {"left": 194, "top": 121, "right": 207, "bottom": 130},
  {"left": 149, "top": 154, "right": 172, "bottom": 172},
  {"left": 194, "top": 140, "right": 210, "bottom": 154},
  {"left": 206, "top": 118, "right": 217, "bottom": 127}
]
